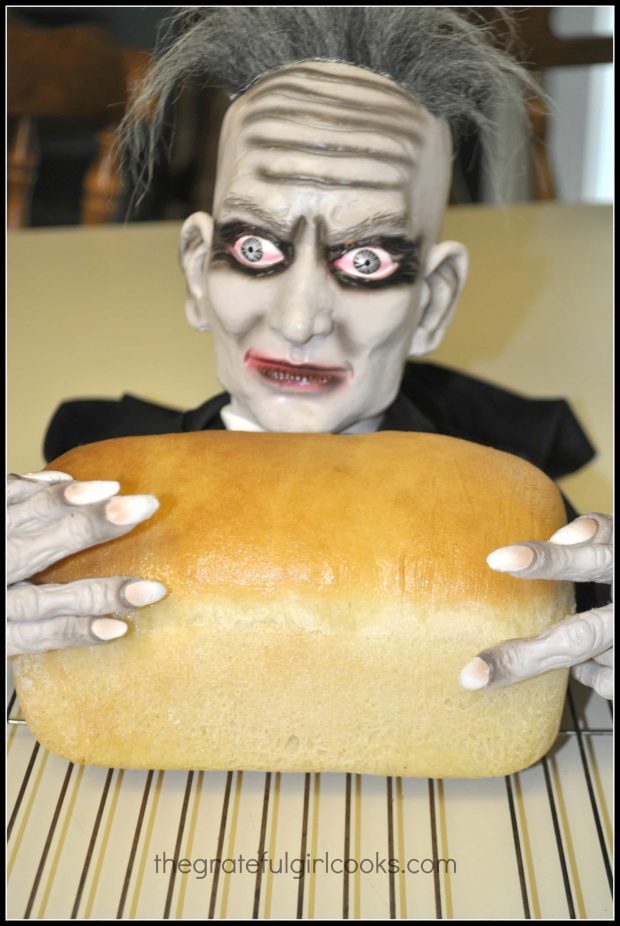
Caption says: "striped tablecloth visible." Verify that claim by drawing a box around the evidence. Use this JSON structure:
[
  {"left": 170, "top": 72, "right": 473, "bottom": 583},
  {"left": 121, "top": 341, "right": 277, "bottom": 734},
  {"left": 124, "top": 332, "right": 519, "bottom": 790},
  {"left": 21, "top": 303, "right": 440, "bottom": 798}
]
[{"left": 7, "top": 672, "right": 612, "bottom": 920}]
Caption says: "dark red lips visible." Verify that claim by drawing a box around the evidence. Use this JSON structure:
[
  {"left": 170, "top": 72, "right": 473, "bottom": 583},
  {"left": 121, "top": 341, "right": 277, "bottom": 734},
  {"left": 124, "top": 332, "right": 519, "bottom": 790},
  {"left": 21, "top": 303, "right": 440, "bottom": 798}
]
[{"left": 245, "top": 351, "right": 350, "bottom": 392}]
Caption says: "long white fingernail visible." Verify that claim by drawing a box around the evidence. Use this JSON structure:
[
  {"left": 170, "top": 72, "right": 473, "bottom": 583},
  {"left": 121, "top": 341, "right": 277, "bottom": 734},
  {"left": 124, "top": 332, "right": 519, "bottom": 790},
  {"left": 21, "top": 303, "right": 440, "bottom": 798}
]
[
  {"left": 64, "top": 481, "right": 120, "bottom": 505},
  {"left": 549, "top": 518, "right": 597, "bottom": 545},
  {"left": 22, "top": 471, "right": 73, "bottom": 482},
  {"left": 92, "top": 618, "right": 127, "bottom": 641},
  {"left": 123, "top": 580, "right": 167, "bottom": 607},
  {"left": 105, "top": 495, "right": 159, "bottom": 525},
  {"left": 459, "top": 657, "right": 490, "bottom": 690},
  {"left": 487, "top": 545, "right": 535, "bottom": 572}
]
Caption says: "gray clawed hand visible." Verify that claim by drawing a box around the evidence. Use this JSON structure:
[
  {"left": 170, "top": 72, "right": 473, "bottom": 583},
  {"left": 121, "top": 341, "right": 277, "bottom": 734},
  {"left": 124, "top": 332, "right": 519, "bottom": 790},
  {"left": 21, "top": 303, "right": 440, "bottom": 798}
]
[
  {"left": 7, "top": 471, "right": 167, "bottom": 656},
  {"left": 460, "top": 514, "right": 613, "bottom": 700}
]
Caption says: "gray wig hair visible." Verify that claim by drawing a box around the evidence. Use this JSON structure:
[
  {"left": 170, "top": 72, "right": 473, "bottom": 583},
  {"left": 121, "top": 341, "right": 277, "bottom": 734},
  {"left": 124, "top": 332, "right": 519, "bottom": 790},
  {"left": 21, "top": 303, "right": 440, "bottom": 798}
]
[{"left": 120, "top": 7, "right": 541, "bottom": 206}]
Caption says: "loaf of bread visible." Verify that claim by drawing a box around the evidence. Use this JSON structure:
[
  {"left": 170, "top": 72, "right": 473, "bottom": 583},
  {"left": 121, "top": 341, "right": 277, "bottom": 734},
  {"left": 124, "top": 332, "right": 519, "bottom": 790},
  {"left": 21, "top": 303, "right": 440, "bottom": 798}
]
[{"left": 12, "top": 431, "right": 573, "bottom": 777}]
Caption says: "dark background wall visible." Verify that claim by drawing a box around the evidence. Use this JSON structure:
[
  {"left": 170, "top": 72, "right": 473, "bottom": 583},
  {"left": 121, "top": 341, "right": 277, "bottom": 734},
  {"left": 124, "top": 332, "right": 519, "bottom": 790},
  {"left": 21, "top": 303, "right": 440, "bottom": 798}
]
[
  {"left": 11, "top": 7, "right": 177, "bottom": 226},
  {"left": 17, "top": 7, "right": 174, "bottom": 49}
]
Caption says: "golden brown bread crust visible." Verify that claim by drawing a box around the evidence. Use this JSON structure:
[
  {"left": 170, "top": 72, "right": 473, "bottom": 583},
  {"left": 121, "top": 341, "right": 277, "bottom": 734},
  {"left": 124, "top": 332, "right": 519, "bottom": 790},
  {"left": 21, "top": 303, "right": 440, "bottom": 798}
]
[{"left": 12, "top": 431, "right": 573, "bottom": 776}]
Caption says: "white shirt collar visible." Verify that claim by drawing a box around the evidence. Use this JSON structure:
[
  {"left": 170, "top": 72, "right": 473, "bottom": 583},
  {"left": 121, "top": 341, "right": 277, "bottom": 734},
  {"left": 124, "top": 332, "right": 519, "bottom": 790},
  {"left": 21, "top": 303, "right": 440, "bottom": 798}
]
[
  {"left": 220, "top": 404, "right": 266, "bottom": 432},
  {"left": 219, "top": 403, "right": 384, "bottom": 434}
]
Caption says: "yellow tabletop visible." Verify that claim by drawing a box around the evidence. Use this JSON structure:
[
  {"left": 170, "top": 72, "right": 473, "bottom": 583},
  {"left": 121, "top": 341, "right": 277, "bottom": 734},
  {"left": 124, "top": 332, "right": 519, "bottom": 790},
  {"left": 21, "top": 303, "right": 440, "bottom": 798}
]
[
  {"left": 7, "top": 202, "right": 612, "bottom": 512},
  {"left": 7, "top": 204, "right": 613, "bottom": 919}
]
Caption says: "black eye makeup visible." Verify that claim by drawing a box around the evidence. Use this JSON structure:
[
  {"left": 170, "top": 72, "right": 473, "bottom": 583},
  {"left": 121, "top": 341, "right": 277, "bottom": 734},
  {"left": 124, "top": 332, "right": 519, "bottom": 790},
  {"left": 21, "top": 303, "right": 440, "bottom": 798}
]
[
  {"left": 211, "top": 221, "right": 420, "bottom": 288},
  {"left": 325, "top": 236, "right": 420, "bottom": 289},
  {"left": 211, "top": 221, "right": 294, "bottom": 277}
]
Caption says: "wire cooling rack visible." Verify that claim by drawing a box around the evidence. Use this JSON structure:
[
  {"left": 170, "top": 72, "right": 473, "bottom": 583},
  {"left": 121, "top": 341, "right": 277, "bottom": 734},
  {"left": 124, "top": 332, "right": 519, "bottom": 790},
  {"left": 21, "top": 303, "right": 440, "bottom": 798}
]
[{"left": 7, "top": 673, "right": 612, "bottom": 920}]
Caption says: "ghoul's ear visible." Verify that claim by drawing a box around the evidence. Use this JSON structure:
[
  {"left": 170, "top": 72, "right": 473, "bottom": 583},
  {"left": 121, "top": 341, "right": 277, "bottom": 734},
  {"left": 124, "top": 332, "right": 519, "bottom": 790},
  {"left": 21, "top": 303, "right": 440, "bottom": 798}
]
[
  {"left": 179, "top": 212, "right": 214, "bottom": 331},
  {"left": 409, "top": 241, "right": 469, "bottom": 356}
]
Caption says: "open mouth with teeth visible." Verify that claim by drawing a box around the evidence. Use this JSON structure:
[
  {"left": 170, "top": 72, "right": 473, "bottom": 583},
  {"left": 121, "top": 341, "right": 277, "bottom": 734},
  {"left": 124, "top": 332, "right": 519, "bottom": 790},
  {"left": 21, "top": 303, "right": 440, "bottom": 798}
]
[{"left": 245, "top": 351, "right": 349, "bottom": 392}]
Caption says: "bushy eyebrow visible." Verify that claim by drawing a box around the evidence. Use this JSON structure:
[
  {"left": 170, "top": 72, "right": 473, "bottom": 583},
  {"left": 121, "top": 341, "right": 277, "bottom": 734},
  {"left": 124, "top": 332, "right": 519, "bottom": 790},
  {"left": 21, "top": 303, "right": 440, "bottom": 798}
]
[
  {"left": 321, "top": 213, "right": 410, "bottom": 244},
  {"left": 218, "top": 195, "right": 410, "bottom": 244},
  {"left": 218, "top": 196, "right": 297, "bottom": 239}
]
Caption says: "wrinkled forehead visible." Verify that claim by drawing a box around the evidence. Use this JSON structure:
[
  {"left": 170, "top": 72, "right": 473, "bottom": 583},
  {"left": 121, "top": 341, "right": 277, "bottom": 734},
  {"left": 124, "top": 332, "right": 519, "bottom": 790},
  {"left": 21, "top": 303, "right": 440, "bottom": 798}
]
[{"left": 214, "top": 60, "right": 452, "bottom": 239}]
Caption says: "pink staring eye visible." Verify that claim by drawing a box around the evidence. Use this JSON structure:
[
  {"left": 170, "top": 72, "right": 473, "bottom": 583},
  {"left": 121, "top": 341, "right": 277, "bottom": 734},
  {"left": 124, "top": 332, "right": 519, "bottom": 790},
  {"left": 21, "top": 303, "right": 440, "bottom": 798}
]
[
  {"left": 333, "top": 246, "right": 397, "bottom": 280},
  {"left": 230, "top": 235, "right": 284, "bottom": 268}
]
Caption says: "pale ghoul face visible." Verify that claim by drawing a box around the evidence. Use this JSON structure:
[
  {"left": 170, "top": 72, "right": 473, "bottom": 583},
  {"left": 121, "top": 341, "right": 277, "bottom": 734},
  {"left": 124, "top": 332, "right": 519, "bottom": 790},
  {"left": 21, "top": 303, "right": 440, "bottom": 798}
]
[{"left": 181, "top": 60, "right": 468, "bottom": 433}]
